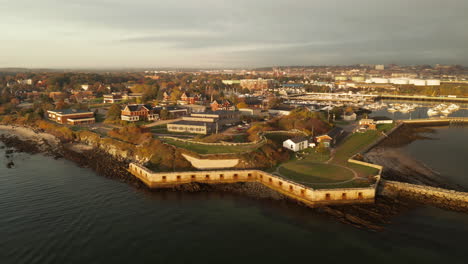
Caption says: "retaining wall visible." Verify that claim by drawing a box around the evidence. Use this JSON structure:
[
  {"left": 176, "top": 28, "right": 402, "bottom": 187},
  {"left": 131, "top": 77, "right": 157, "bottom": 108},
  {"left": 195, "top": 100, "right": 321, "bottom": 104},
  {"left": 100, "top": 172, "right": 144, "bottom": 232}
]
[
  {"left": 129, "top": 163, "right": 376, "bottom": 207},
  {"left": 380, "top": 180, "right": 468, "bottom": 211},
  {"left": 160, "top": 135, "right": 266, "bottom": 146}
]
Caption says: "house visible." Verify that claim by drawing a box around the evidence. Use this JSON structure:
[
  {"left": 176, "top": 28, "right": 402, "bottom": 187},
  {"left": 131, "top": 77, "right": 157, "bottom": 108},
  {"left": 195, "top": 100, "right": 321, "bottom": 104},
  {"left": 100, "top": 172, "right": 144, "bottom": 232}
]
[
  {"left": 180, "top": 92, "right": 200, "bottom": 104},
  {"left": 121, "top": 104, "right": 159, "bottom": 122},
  {"left": 71, "top": 91, "right": 95, "bottom": 103},
  {"left": 163, "top": 91, "right": 171, "bottom": 101},
  {"left": 315, "top": 127, "right": 344, "bottom": 147},
  {"left": 343, "top": 112, "right": 357, "bottom": 121},
  {"left": 372, "top": 116, "right": 393, "bottom": 124},
  {"left": 283, "top": 137, "right": 308, "bottom": 152},
  {"left": 181, "top": 104, "right": 206, "bottom": 113},
  {"left": 122, "top": 93, "right": 143, "bottom": 101},
  {"left": 47, "top": 109, "right": 95, "bottom": 125},
  {"left": 103, "top": 93, "right": 123, "bottom": 104},
  {"left": 210, "top": 99, "right": 233, "bottom": 111}
]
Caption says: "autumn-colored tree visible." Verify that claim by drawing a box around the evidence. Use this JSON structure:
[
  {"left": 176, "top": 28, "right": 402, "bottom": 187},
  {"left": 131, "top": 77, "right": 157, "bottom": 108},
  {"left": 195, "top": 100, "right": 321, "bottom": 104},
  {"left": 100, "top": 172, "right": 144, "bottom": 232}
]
[
  {"left": 106, "top": 104, "right": 122, "bottom": 121},
  {"left": 55, "top": 100, "right": 67, "bottom": 110},
  {"left": 236, "top": 102, "right": 248, "bottom": 109}
]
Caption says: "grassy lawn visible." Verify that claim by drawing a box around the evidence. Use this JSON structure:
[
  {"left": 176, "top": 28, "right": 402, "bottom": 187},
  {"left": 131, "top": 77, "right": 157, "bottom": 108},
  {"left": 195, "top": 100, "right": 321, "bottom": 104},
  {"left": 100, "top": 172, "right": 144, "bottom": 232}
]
[
  {"left": 333, "top": 131, "right": 381, "bottom": 163},
  {"left": 278, "top": 161, "right": 354, "bottom": 184},
  {"left": 348, "top": 163, "right": 380, "bottom": 177},
  {"left": 303, "top": 149, "right": 331, "bottom": 162},
  {"left": 161, "top": 138, "right": 259, "bottom": 154},
  {"left": 377, "top": 123, "right": 395, "bottom": 133},
  {"left": 309, "top": 178, "right": 374, "bottom": 189}
]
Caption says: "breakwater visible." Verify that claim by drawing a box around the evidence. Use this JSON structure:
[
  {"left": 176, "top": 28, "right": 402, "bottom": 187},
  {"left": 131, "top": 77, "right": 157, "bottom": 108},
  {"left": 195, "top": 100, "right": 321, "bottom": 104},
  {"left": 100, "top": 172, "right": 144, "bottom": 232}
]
[
  {"left": 129, "top": 163, "right": 377, "bottom": 207},
  {"left": 379, "top": 180, "right": 468, "bottom": 212},
  {"left": 402, "top": 117, "right": 468, "bottom": 126}
]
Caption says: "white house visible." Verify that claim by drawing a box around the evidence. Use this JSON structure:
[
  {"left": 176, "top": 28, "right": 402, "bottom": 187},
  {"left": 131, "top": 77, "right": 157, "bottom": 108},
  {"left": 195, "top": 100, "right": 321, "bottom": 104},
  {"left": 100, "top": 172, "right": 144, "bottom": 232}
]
[
  {"left": 343, "top": 112, "right": 357, "bottom": 121},
  {"left": 283, "top": 137, "right": 308, "bottom": 152}
]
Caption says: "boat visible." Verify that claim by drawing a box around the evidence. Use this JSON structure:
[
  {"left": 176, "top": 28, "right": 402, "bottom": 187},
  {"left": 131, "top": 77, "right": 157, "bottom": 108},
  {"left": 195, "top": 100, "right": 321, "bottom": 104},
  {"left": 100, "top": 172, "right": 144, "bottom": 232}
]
[
  {"left": 441, "top": 109, "right": 451, "bottom": 115},
  {"left": 427, "top": 109, "right": 439, "bottom": 116}
]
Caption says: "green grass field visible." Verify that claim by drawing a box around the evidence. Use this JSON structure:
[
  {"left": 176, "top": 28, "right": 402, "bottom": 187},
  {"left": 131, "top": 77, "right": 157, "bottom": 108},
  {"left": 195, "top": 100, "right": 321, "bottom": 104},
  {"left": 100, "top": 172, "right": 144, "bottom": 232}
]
[
  {"left": 278, "top": 161, "right": 354, "bottom": 184},
  {"left": 333, "top": 131, "right": 381, "bottom": 163},
  {"left": 308, "top": 178, "right": 374, "bottom": 189},
  {"left": 161, "top": 138, "right": 259, "bottom": 154}
]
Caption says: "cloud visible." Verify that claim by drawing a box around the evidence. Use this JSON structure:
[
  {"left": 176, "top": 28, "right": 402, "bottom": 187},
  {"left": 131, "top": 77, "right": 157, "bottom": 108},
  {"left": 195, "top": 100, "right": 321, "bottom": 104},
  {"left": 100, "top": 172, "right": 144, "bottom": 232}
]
[{"left": 0, "top": 0, "right": 467, "bottom": 67}]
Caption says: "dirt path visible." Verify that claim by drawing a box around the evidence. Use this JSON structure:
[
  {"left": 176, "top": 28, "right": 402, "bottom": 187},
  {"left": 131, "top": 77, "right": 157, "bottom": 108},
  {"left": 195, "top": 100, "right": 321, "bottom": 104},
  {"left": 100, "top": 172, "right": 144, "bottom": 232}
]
[{"left": 143, "top": 118, "right": 182, "bottom": 128}]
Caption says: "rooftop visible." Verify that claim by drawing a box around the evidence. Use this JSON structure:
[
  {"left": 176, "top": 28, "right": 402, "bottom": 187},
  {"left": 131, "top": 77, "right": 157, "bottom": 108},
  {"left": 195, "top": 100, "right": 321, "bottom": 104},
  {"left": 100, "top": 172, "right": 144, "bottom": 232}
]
[
  {"left": 169, "top": 120, "right": 209, "bottom": 126},
  {"left": 48, "top": 109, "right": 93, "bottom": 115},
  {"left": 287, "top": 136, "right": 308, "bottom": 143}
]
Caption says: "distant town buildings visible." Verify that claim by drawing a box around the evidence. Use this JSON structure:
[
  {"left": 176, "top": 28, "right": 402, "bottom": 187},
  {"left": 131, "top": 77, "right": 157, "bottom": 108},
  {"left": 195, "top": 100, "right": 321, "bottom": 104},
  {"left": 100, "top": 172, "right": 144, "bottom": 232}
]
[
  {"left": 375, "top": 64, "right": 385, "bottom": 70},
  {"left": 222, "top": 80, "right": 241, "bottom": 85},
  {"left": 240, "top": 78, "right": 275, "bottom": 91}
]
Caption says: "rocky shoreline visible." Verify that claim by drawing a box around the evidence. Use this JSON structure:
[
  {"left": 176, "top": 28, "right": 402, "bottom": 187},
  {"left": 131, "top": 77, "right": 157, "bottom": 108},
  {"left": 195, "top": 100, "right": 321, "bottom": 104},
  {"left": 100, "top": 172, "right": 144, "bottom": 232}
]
[
  {"left": 0, "top": 126, "right": 442, "bottom": 231},
  {"left": 364, "top": 124, "right": 466, "bottom": 192}
]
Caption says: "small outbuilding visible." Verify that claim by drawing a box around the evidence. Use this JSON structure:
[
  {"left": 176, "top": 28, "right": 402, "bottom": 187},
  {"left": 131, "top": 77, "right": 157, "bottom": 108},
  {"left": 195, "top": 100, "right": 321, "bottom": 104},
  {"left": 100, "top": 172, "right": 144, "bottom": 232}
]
[
  {"left": 343, "top": 112, "right": 357, "bottom": 121},
  {"left": 283, "top": 137, "right": 309, "bottom": 152},
  {"left": 372, "top": 116, "right": 394, "bottom": 124},
  {"left": 315, "top": 127, "right": 344, "bottom": 147}
]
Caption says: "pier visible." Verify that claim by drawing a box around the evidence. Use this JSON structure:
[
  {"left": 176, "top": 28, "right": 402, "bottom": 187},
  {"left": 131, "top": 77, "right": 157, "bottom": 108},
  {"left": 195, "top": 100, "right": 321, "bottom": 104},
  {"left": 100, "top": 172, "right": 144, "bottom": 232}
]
[{"left": 378, "top": 94, "right": 468, "bottom": 103}]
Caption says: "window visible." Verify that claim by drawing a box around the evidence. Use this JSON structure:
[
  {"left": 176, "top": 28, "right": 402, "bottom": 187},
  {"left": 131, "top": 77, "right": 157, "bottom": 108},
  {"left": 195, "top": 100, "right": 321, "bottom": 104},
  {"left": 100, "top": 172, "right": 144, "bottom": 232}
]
[
  {"left": 191, "top": 175, "right": 196, "bottom": 179},
  {"left": 162, "top": 176, "right": 166, "bottom": 181},
  {"left": 341, "top": 193, "right": 347, "bottom": 200},
  {"left": 177, "top": 175, "right": 181, "bottom": 181},
  {"left": 205, "top": 175, "right": 210, "bottom": 179},
  {"left": 325, "top": 193, "right": 331, "bottom": 200},
  {"left": 233, "top": 174, "right": 238, "bottom": 179},
  {"left": 289, "top": 185, "right": 293, "bottom": 191},
  {"left": 220, "top": 174, "right": 224, "bottom": 179},
  {"left": 278, "top": 181, "right": 283, "bottom": 186},
  {"left": 358, "top": 192, "right": 363, "bottom": 199},
  {"left": 301, "top": 189, "right": 305, "bottom": 195},
  {"left": 248, "top": 173, "right": 252, "bottom": 177},
  {"left": 269, "top": 178, "right": 272, "bottom": 183}
]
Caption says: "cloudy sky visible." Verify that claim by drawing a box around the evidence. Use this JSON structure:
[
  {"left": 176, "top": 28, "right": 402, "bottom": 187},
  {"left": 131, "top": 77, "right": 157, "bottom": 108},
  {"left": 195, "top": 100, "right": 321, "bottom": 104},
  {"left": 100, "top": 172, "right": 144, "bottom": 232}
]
[{"left": 1, "top": 0, "right": 467, "bottom": 68}]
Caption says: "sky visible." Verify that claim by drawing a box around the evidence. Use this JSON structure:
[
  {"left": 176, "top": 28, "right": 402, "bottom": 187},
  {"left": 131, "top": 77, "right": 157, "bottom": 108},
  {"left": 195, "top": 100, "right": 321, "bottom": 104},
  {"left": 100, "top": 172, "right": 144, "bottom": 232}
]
[{"left": 0, "top": 0, "right": 467, "bottom": 68}]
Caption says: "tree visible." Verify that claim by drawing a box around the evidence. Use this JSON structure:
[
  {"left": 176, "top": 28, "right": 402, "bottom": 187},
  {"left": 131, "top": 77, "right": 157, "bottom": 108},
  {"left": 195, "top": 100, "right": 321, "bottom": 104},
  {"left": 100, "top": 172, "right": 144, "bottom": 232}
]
[
  {"left": 236, "top": 102, "right": 248, "bottom": 109},
  {"left": 159, "top": 109, "right": 169, "bottom": 120},
  {"left": 106, "top": 104, "right": 122, "bottom": 120}
]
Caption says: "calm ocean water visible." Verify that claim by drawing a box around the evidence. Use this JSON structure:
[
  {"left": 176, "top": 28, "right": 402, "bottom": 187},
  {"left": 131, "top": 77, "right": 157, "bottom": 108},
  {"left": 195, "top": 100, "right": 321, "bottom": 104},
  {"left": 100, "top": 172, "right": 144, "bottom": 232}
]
[{"left": 1, "top": 126, "right": 467, "bottom": 264}]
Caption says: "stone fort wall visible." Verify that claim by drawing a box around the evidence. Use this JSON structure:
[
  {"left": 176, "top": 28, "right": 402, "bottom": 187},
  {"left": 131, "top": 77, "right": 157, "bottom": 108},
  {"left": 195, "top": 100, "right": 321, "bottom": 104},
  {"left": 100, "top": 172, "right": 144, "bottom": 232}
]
[{"left": 129, "top": 163, "right": 377, "bottom": 207}]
